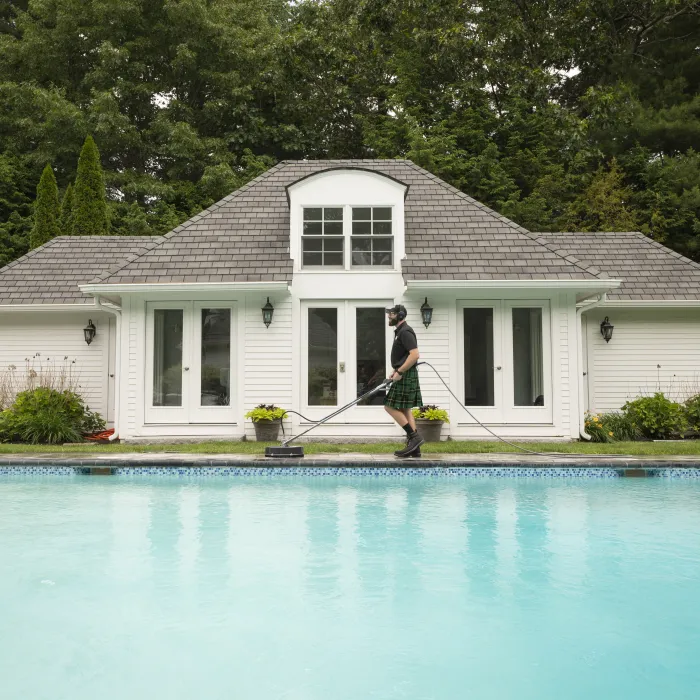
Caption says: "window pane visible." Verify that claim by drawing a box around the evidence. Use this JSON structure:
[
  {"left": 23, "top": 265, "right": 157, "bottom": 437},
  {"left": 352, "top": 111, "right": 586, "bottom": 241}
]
[
  {"left": 325, "top": 207, "right": 343, "bottom": 221},
  {"left": 356, "top": 308, "right": 386, "bottom": 405},
  {"left": 373, "top": 237, "right": 392, "bottom": 251},
  {"left": 372, "top": 251, "right": 392, "bottom": 266},
  {"left": 512, "top": 308, "right": 544, "bottom": 406},
  {"left": 303, "top": 221, "right": 322, "bottom": 235},
  {"left": 353, "top": 207, "right": 371, "bottom": 220},
  {"left": 352, "top": 251, "right": 371, "bottom": 266},
  {"left": 464, "top": 308, "right": 494, "bottom": 406},
  {"left": 324, "top": 237, "right": 343, "bottom": 252},
  {"left": 303, "top": 252, "right": 322, "bottom": 266},
  {"left": 324, "top": 252, "right": 343, "bottom": 266},
  {"left": 303, "top": 237, "right": 322, "bottom": 252},
  {"left": 351, "top": 237, "right": 371, "bottom": 251},
  {"left": 304, "top": 207, "right": 322, "bottom": 220},
  {"left": 352, "top": 221, "right": 371, "bottom": 235},
  {"left": 324, "top": 221, "right": 343, "bottom": 236},
  {"left": 153, "top": 309, "right": 183, "bottom": 407},
  {"left": 201, "top": 308, "right": 230, "bottom": 406},
  {"left": 373, "top": 207, "right": 392, "bottom": 220},
  {"left": 373, "top": 221, "right": 391, "bottom": 235},
  {"left": 308, "top": 308, "right": 337, "bottom": 406}
]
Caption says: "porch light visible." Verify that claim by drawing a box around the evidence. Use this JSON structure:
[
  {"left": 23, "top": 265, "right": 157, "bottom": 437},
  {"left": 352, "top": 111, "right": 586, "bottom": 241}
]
[
  {"left": 600, "top": 316, "right": 614, "bottom": 343},
  {"left": 83, "top": 319, "right": 96, "bottom": 345},
  {"left": 262, "top": 297, "right": 274, "bottom": 328},
  {"left": 420, "top": 297, "right": 433, "bottom": 329}
]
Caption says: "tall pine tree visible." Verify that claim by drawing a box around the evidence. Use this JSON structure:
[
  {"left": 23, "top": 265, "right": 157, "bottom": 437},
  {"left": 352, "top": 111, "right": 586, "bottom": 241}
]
[
  {"left": 72, "top": 136, "right": 109, "bottom": 236},
  {"left": 59, "top": 183, "right": 74, "bottom": 234},
  {"left": 29, "top": 163, "right": 60, "bottom": 249}
]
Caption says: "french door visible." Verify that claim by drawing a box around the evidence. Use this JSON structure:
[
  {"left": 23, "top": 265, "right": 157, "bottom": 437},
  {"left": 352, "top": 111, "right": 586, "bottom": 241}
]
[
  {"left": 145, "top": 302, "right": 236, "bottom": 424},
  {"left": 458, "top": 300, "right": 552, "bottom": 423},
  {"left": 301, "top": 301, "right": 394, "bottom": 422}
]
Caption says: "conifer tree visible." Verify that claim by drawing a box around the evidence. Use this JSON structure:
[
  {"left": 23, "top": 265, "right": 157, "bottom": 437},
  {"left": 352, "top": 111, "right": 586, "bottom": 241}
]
[
  {"left": 29, "top": 164, "right": 60, "bottom": 249},
  {"left": 59, "top": 183, "right": 74, "bottom": 235},
  {"left": 72, "top": 136, "right": 109, "bottom": 236}
]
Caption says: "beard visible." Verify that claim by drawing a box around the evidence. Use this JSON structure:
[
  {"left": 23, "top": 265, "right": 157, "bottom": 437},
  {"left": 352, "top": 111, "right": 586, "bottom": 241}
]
[{"left": 388, "top": 317, "right": 399, "bottom": 326}]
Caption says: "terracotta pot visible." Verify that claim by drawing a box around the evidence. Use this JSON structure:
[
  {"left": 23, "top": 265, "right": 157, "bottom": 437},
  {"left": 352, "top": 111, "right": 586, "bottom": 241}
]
[
  {"left": 252, "top": 419, "right": 281, "bottom": 442},
  {"left": 415, "top": 419, "right": 445, "bottom": 442}
]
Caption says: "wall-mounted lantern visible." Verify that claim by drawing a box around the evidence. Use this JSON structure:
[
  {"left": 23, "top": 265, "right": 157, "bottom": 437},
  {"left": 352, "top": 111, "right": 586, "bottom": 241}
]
[
  {"left": 600, "top": 316, "right": 614, "bottom": 343},
  {"left": 420, "top": 297, "right": 433, "bottom": 329},
  {"left": 262, "top": 298, "right": 274, "bottom": 328},
  {"left": 84, "top": 319, "right": 97, "bottom": 345}
]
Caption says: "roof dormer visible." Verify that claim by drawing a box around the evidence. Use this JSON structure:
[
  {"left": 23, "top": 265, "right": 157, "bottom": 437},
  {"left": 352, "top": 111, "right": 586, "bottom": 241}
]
[{"left": 286, "top": 168, "right": 408, "bottom": 274}]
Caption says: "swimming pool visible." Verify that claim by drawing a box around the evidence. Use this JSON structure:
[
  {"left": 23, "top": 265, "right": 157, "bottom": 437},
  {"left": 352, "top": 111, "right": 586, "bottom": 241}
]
[{"left": 1, "top": 476, "right": 699, "bottom": 699}]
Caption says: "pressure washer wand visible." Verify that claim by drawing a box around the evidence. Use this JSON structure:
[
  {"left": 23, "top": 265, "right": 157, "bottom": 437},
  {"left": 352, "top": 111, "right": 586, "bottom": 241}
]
[{"left": 281, "top": 378, "right": 394, "bottom": 447}]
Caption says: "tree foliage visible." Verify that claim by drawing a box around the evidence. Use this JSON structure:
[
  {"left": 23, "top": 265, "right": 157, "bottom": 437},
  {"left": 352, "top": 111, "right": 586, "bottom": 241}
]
[
  {"left": 0, "top": 0, "right": 699, "bottom": 263},
  {"left": 72, "top": 136, "right": 109, "bottom": 236},
  {"left": 29, "top": 163, "right": 60, "bottom": 248}
]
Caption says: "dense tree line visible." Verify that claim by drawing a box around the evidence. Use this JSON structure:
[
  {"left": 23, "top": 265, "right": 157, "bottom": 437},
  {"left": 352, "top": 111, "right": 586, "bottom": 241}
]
[{"left": 1, "top": 0, "right": 699, "bottom": 267}]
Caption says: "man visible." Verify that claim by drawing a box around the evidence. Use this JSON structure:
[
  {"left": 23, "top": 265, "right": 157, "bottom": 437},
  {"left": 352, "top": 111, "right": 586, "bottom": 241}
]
[{"left": 384, "top": 304, "right": 425, "bottom": 458}]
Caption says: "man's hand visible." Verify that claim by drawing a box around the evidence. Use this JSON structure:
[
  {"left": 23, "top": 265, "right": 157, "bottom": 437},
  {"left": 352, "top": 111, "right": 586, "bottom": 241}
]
[{"left": 390, "top": 371, "right": 403, "bottom": 382}]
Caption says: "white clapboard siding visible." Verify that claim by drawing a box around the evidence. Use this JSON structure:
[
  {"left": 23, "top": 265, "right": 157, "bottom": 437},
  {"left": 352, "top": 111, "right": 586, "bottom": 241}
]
[
  {"left": 556, "top": 294, "right": 573, "bottom": 437},
  {"left": 401, "top": 297, "right": 450, "bottom": 409},
  {"left": 0, "top": 310, "right": 113, "bottom": 421},
  {"left": 586, "top": 308, "right": 700, "bottom": 412},
  {"left": 243, "top": 295, "right": 293, "bottom": 439}
]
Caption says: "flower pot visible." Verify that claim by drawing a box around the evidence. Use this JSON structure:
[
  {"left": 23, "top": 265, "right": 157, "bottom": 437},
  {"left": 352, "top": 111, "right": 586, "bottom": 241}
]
[
  {"left": 416, "top": 418, "right": 445, "bottom": 442},
  {"left": 252, "top": 419, "right": 281, "bottom": 442}
]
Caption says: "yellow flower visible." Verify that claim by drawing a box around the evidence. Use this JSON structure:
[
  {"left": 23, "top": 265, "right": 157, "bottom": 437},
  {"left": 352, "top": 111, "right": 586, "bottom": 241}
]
[
  {"left": 609, "top": 432, "right": 613, "bottom": 436},
  {"left": 593, "top": 416, "right": 599, "bottom": 422}
]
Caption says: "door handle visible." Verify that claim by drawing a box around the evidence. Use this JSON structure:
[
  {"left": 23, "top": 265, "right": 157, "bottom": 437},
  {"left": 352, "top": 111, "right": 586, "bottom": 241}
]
[
  {"left": 184, "top": 367, "right": 190, "bottom": 371},
  {"left": 495, "top": 366, "right": 501, "bottom": 370},
  {"left": 339, "top": 362, "right": 345, "bottom": 373}
]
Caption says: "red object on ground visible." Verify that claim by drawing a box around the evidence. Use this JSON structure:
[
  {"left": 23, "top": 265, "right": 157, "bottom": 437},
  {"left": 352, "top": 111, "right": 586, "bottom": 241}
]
[{"left": 84, "top": 428, "right": 115, "bottom": 441}]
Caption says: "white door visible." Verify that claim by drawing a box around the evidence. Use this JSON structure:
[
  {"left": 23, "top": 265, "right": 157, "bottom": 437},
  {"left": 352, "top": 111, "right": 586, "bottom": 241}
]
[
  {"left": 301, "top": 301, "right": 393, "bottom": 423},
  {"left": 145, "top": 302, "right": 236, "bottom": 424},
  {"left": 457, "top": 300, "right": 552, "bottom": 424}
]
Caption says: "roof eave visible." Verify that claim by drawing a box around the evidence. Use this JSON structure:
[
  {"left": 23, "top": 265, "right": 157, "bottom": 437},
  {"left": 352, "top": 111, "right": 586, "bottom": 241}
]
[
  {"left": 406, "top": 279, "right": 621, "bottom": 292},
  {"left": 80, "top": 281, "right": 292, "bottom": 295}
]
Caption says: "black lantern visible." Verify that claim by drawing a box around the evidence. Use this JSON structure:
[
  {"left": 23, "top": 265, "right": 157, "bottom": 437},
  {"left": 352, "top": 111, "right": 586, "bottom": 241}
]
[
  {"left": 262, "top": 297, "right": 274, "bottom": 328},
  {"left": 600, "top": 316, "right": 614, "bottom": 343},
  {"left": 420, "top": 297, "right": 433, "bottom": 329},
  {"left": 83, "top": 319, "right": 96, "bottom": 345}
]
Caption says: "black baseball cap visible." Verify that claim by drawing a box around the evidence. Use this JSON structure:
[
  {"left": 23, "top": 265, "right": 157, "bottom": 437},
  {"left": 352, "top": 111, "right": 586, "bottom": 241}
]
[{"left": 385, "top": 304, "right": 407, "bottom": 316}]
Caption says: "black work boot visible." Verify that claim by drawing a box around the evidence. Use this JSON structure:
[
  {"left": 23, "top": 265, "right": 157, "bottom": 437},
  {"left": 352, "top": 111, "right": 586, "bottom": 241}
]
[
  {"left": 395, "top": 435, "right": 422, "bottom": 458},
  {"left": 394, "top": 433, "right": 425, "bottom": 458}
]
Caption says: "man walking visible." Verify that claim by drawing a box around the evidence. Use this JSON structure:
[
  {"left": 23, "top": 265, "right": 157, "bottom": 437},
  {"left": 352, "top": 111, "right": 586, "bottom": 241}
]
[{"left": 384, "top": 304, "right": 424, "bottom": 458}]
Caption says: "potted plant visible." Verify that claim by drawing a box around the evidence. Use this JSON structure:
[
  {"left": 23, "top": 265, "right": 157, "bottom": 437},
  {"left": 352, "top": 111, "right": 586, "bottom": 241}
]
[
  {"left": 412, "top": 405, "right": 449, "bottom": 442},
  {"left": 244, "top": 404, "right": 287, "bottom": 441}
]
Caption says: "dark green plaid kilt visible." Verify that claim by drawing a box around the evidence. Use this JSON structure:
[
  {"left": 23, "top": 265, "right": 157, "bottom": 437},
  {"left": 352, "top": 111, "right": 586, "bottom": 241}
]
[{"left": 384, "top": 365, "right": 423, "bottom": 409}]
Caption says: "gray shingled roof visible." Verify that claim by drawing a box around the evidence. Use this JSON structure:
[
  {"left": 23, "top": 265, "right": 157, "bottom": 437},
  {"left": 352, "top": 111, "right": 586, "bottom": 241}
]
[
  {"left": 538, "top": 232, "right": 700, "bottom": 300},
  {"left": 0, "top": 236, "right": 162, "bottom": 304},
  {"left": 90, "top": 160, "right": 604, "bottom": 285}
]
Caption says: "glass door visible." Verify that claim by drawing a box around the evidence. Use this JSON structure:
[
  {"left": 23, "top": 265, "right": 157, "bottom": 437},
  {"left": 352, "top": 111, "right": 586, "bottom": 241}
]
[
  {"left": 457, "top": 301, "right": 503, "bottom": 422},
  {"left": 145, "top": 302, "right": 236, "bottom": 424},
  {"left": 301, "top": 301, "right": 393, "bottom": 423}
]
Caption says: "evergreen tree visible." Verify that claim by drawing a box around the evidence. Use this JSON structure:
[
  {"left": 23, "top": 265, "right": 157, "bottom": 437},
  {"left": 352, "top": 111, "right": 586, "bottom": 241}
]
[
  {"left": 29, "top": 163, "right": 60, "bottom": 249},
  {"left": 59, "top": 183, "right": 74, "bottom": 235},
  {"left": 72, "top": 136, "right": 109, "bottom": 236}
]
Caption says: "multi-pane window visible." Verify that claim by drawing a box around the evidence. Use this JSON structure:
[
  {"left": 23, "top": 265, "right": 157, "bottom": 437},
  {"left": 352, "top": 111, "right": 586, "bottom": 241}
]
[
  {"left": 302, "top": 207, "right": 344, "bottom": 267},
  {"left": 351, "top": 207, "right": 393, "bottom": 267}
]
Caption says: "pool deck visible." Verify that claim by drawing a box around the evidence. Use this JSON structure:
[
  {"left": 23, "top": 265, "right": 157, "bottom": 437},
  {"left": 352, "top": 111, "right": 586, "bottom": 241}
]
[{"left": 1, "top": 452, "right": 700, "bottom": 469}]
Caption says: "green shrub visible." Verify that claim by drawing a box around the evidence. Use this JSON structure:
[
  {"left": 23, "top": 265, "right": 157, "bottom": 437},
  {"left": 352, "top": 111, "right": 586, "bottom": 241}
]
[
  {"left": 684, "top": 394, "right": 700, "bottom": 433},
  {"left": 0, "top": 387, "right": 105, "bottom": 444},
  {"left": 412, "top": 405, "right": 450, "bottom": 422},
  {"left": 584, "top": 411, "right": 644, "bottom": 442},
  {"left": 622, "top": 392, "right": 688, "bottom": 439},
  {"left": 244, "top": 404, "right": 287, "bottom": 422}
]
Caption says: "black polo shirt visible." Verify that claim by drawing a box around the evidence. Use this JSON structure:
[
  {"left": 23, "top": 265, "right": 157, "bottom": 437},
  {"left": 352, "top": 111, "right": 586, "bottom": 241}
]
[{"left": 391, "top": 322, "right": 418, "bottom": 369}]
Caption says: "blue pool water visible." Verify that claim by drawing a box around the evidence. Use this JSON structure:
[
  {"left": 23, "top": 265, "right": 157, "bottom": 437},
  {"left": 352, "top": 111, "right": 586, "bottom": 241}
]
[{"left": 1, "top": 477, "right": 699, "bottom": 699}]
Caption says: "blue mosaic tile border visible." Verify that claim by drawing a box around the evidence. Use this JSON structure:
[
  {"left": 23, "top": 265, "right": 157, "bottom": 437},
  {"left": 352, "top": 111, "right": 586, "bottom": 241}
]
[{"left": 1, "top": 465, "right": 699, "bottom": 478}]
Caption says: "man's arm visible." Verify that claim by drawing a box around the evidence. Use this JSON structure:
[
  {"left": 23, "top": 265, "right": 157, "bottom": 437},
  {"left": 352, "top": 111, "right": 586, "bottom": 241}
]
[{"left": 392, "top": 348, "right": 420, "bottom": 380}]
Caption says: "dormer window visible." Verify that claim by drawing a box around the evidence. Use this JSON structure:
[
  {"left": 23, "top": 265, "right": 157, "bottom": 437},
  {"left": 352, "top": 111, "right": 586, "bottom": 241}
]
[
  {"left": 351, "top": 207, "right": 393, "bottom": 267},
  {"left": 302, "top": 207, "right": 344, "bottom": 267},
  {"left": 301, "top": 205, "right": 394, "bottom": 269}
]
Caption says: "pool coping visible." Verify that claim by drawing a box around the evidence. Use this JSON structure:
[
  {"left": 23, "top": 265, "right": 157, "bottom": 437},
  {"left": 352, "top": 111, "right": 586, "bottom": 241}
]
[{"left": 1, "top": 452, "right": 700, "bottom": 473}]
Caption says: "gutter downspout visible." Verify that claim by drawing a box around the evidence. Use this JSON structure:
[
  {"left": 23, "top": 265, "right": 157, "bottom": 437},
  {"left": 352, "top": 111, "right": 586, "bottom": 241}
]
[
  {"left": 576, "top": 294, "right": 605, "bottom": 440},
  {"left": 94, "top": 295, "right": 122, "bottom": 441}
]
